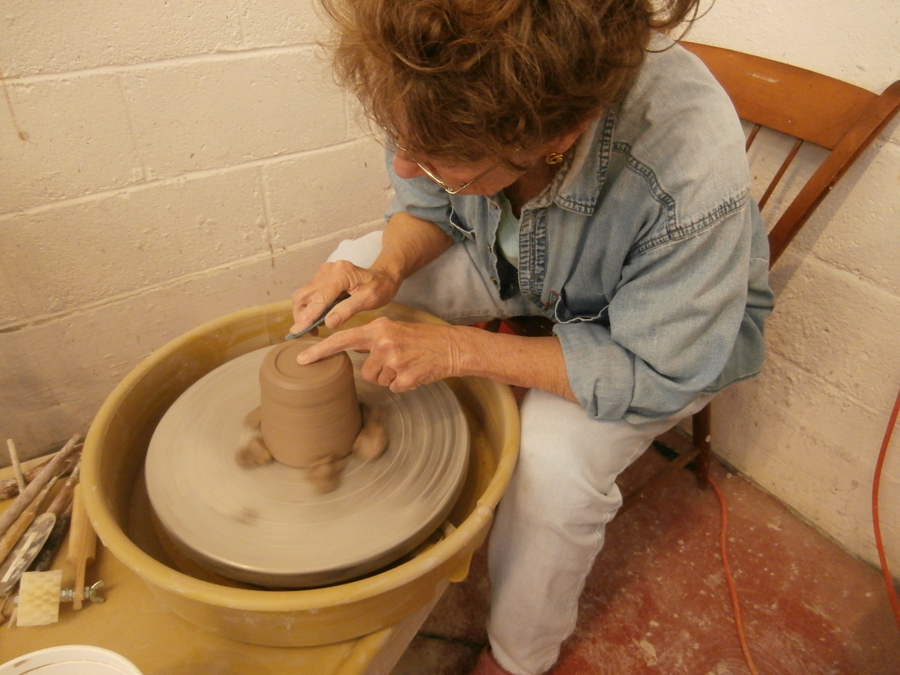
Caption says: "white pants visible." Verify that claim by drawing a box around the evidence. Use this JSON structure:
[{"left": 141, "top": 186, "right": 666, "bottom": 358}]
[{"left": 329, "top": 232, "right": 712, "bottom": 675}]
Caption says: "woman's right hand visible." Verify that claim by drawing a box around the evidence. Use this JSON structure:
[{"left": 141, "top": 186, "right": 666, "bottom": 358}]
[{"left": 289, "top": 259, "right": 402, "bottom": 335}]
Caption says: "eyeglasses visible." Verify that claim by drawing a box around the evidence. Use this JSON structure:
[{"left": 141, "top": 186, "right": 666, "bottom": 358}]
[{"left": 392, "top": 141, "right": 500, "bottom": 195}]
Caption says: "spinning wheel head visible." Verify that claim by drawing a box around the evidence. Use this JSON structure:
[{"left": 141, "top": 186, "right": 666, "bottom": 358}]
[{"left": 145, "top": 345, "right": 469, "bottom": 588}]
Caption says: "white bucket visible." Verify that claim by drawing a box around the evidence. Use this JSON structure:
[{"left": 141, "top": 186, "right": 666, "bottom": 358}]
[{"left": 0, "top": 646, "right": 143, "bottom": 675}]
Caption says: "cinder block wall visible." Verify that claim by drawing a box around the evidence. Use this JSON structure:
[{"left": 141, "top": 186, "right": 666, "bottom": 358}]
[
  {"left": 0, "top": 1, "right": 390, "bottom": 456},
  {"left": 689, "top": 2, "right": 900, "bottom": 574},
  {"left": 1, "top": 1, "right": 898, "bottom": 575}
]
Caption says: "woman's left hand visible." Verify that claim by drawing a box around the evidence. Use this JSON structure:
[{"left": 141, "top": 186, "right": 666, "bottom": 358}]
[{"left": 296, "top": 318, "right": 463, "bottom": 393}]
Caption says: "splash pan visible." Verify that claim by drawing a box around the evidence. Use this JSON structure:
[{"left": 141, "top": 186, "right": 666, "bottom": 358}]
[{"left": 82, "top": 302, "right": 518, "bottom": 647}]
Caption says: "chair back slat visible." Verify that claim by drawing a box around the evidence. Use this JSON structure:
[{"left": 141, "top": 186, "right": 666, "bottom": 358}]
[
  {"left": 682, "top": 42, "right": 876, "bottom": 150},
  {"left": 682, "top": 42, "right": 900, "bottom": 267},
  {"left": 745, "top": 124, "right": 761, "bottom": 152},
  {"left": 767, "top": 80, "right": 900, "bottom": 264},
  {"left": 757, "top": 137, "right": 803, "bottom": 211}
]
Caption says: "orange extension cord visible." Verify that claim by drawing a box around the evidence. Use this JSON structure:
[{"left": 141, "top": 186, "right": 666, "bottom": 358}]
[
  {"left": 873, "top": 384, "right": 900, "bottom": 632},
  {"left": 710, "top": 382, "right": 900, "bottom": 675},
  {"left": 708, "top": 474, "right": 760, "bottom": 675}
]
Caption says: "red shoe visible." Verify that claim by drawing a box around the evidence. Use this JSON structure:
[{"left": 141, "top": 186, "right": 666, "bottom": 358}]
[{"left": 470, "top": 649, "right": 517, "bottom": 675}]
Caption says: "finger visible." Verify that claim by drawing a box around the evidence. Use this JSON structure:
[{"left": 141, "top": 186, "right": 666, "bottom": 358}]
[
  {"left": 376, "top": 367, "right": 397, "bottom": 388},
  {"left": 290, "top": 291, "right": 349, "bottom": 335},
  {"left": 322, "top": 294, "right": 359, "bottom": 330},
  {"left": 389, "top": 371, "right": 424, "bottom": 394},
  {"left": 295, "top": 328, "right": 369, "bottom": 365},
  {"left": 290, "top": 293, "right": 334, "bottom": 335},
  {"left": 323, "top": 285, "right": 392, "bottom": 330},
  {"left": 359, "top": 352, "right": 384, "bottom": 384}
]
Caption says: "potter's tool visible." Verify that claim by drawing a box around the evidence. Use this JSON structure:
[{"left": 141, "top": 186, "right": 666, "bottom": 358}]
[
  {"left": 0, "top": 514, "right": 55, "bottom": 598},
  {"left": 12, "top": 570, "right": 105, "bottom": 627},
  {"left": 0, "top": 435, "right": 79, "bottom": 539},
  {"left": 29, "top": 503, "right": 74, "bottom": 573},
  {"left": 67, "top": 485, "right": 97, "bottom": 609},
  {"left": 0, "top": 463, "right": 46, "bottom": 501},
  {"left": 145, "top": 345, "right": 469, "bottom": 588},
  {"left": 285, "top": 292, "right": 350, "bottom": 339},
  {"left": 22, "top": 465, "right": 80, "bottom": 576},
  {"left": 14, "top": 570, "right": 63, "bottom": 627},
  {"left": 0, "top": 450, "right": 79, "bottom": 501},
  {"left": 0, "top": 478, "right": 58, "bottom": 565},
  {"left": 5, "top": 440, "right": 26, "bottom": 495}
]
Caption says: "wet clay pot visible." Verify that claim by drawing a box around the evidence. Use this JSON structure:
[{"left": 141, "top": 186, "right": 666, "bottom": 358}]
[{"left": 258, "top": 338, "right": 361, "bottom": 468}]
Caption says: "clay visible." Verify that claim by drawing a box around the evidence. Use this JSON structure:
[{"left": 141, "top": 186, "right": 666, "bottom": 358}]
[
  {"left": 243, "top": 407, "right": 262, "bottom": 430},
  {"left": 352, "top": 404, "right": 389, "bottom": 462},
  {"left": 303, "top": 455, "right": 348, "bottom": 493},
  {"left": 235, "top": 436, "right": 273, "bottom": 468},
  {"left": 258, "top": 338, "right": 362, "bottom": 469},
  {"left": 236, "top": 341, "right": 391, "bottom": 493}
]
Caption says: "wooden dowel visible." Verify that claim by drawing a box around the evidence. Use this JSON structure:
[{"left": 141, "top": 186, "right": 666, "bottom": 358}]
[
  {"left": 0, "top": 450, "right": 80, "bottom": 501},
  {"left": 5, "top": 440, "right": 26, "bottom": 495},
  {"left": 0, "top": 434, "right": 80, "bottom": 540}
]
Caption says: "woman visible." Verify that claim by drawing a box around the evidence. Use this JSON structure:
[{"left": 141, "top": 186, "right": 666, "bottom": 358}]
[{"left": 290, "top": 1, "right": 774, "bottom": 673}]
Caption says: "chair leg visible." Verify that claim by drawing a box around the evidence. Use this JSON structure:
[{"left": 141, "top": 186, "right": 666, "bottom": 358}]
[{"left": 692, "top": 404, "right": 712, "bottom": 488}]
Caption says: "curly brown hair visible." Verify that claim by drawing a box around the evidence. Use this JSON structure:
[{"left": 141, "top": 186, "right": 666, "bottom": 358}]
[{"left": 320, "top": 0, "right": 702, "bottom": 167}]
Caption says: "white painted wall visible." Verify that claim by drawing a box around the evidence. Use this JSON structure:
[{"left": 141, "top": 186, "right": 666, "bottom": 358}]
[
  {"left": 0, "top": 1, "right": 898, "bottom": 573},
  {"left": 0, "top": 1, "right": 390, "bottom": 458},
  {"left": 687, "top": 0, "right": 900, "bottom": 573}
]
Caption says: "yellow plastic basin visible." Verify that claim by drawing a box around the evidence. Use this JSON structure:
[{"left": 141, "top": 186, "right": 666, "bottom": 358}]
[{"left": 81, "top": 302, "right": 519, "bottom": 647}]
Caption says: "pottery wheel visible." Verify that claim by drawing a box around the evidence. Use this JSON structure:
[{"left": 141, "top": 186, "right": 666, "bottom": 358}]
[{"left": 145, "top": 346, "right": 469, "bottom": 588}]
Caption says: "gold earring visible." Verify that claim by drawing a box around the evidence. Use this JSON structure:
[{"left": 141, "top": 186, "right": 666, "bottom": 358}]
[{"left": 545, "top": 152, "right": 564, "bottom": 165}]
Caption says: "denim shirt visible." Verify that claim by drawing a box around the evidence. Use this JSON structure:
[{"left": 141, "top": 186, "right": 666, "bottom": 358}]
[{"left": 385, "top": 38, "right": 774, "bottom": 423}]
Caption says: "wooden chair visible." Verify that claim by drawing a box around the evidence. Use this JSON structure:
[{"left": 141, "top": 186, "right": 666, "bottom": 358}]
[{"left": 487, "top": 42, "right": 900, "bottom": 500}]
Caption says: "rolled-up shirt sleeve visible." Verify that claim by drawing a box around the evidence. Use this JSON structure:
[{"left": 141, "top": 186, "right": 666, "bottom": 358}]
[{"left": 554, "top": 201, "right": 764, "bottom": 423}]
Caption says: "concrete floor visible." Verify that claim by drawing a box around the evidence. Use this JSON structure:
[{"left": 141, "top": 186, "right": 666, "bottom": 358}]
[{"left": 391, "top": 443, "right": 900, "bottom": 675}]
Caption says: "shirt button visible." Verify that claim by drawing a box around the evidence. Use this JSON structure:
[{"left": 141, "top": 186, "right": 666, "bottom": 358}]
[{"left": 490, "top": 276, "right": 498, "bottom": 283}]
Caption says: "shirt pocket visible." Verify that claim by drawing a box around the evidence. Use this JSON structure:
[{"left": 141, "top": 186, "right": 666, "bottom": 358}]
[
  {"left": 448, "top": 208, "right": 476, "bottom": 241},
  {"left": 551, "top": 288, "right": 610, "bottom": 325}
]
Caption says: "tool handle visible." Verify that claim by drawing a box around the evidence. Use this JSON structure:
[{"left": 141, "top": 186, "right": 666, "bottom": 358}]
[
  {"left": 0, "top": 508, "right": 37, "bottom": 564},
  {"left": 0, "top": 479, "right": 57, "bottom": 562},
  {"left": 45, "top": 463, "right": 80, "bottom": 518},
  {"left": 29, "top": 504, "right": 73, "bottom": 573},
  {"left": 0, "top": 434, "right": 80, "bottom": 538},
  {"left": 67, "top": 485, "right": 97, "bottom": 610}
]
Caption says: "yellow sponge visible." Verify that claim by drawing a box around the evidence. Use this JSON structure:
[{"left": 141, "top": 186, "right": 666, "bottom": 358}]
[{"left": 16, "top": 570, "right": 62, "bottom": 626}]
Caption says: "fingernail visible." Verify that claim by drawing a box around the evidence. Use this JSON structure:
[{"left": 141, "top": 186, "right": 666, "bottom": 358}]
[{"left": 296, "top": 353, "right": 311, "bottom": 365}]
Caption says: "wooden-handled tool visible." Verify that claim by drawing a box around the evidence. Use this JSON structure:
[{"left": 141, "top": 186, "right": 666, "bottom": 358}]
[
  {"left": 0, "top": 477, "right": 58, "bottom": 564},
  {"left": 0, "top": 434, "right": 80, "bottom": 538},
  {"left": 0, "top": 463, "right": 82, "bottom": 598},
  {"left": 0, "top": 513, "right": 56, "bottom": 598},
  {"left": 67, "top": 484, "right": 97, "bottom": 610}
]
